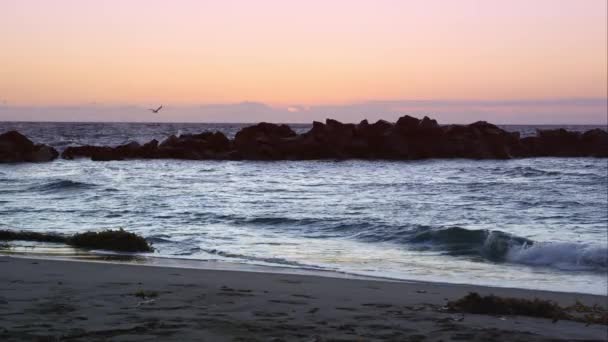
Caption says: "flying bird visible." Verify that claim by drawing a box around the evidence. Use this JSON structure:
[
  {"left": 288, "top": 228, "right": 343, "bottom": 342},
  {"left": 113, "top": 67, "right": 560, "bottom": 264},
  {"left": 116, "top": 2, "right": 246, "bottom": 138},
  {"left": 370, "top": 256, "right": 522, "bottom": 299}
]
[{"left": 149, "top": 105, "right": 163, "bottom": 113}]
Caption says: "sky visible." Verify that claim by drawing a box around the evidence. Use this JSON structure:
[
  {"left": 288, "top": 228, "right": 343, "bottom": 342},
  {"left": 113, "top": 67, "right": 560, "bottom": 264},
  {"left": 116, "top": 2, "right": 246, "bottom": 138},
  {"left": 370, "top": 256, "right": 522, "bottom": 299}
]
[{"left": 0, "top": 0, "right": 606, "bottom": 124}]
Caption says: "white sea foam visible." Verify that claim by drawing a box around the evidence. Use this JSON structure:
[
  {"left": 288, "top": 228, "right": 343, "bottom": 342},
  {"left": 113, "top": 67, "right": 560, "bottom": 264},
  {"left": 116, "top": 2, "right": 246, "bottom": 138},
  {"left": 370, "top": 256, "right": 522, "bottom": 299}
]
[{"left": 506, "top": 242, "right": 607, "bottom": 271}]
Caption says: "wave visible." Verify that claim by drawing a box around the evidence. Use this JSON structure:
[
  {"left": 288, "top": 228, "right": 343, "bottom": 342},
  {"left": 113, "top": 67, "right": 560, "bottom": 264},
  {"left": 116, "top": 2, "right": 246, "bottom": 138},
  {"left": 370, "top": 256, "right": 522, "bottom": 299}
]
[
  {"left": 191, "top": 214, "right": 606, "bottom": 272},
  {"left": 28, "top": 179, "right": 97, "bottom": 192},
  {"left": 237, "top": 216, "right": 327, "bottom": 226},
  {"left": 146, "top": 234, "right": 173, "bottom": 244},
  {"left": 201, "top": 248, "right": 324, "bottom": 269},
  {"left": 501, "top": 166, "right": 560, "bottom": 177},
  {"left": 506, "top": 242, "right": 607, "bottom": 271},
  {"left": 405, "top": 226, "right": 606, "bottom": 271},
  {"left": 496, "top": 166, "right": 607, "bottom": 180}
]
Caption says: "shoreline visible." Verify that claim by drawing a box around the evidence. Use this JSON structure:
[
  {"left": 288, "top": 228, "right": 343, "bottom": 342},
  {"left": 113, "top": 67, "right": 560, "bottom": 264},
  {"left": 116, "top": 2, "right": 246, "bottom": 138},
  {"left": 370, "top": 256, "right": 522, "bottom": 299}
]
[
  {"left": 3, "top": 245, "right": 607, "bottom": 297},
  {"left": 1, "top": 255, "right": 606, "bottom": 341}
]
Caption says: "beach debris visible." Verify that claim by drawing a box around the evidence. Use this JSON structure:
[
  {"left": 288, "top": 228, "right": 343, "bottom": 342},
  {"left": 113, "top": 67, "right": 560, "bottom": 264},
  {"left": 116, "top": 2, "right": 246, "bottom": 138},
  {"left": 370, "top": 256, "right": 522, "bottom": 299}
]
[
  {"left": 448, "top": 292, "right": 608, "bottom": 325},
  {"left": 0, "top": 230, "right": 65, "bottom": 243},
  {"left": 0, "top": 228, "right": 153, "bottom": 252},
  {"left": 69, "top": 228, "right": 153, "bottom": 252},
  {"left": 133, "top": 290, "right": 159, "bottom": 299},
  {"left": 448, "top": 293, "right": 565, "bottom": 320}
]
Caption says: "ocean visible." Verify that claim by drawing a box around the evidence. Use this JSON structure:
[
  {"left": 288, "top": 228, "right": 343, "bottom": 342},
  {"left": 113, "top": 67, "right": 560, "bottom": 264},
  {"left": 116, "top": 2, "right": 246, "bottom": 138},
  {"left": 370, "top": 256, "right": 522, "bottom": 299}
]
[{"left": 1, "top": 122, "right": 606, "bottom": 295}]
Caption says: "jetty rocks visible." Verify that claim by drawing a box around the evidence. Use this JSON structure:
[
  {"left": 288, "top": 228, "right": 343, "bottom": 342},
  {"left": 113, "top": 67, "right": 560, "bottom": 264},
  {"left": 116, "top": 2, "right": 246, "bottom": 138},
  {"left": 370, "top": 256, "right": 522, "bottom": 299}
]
[
  {"left": 2, "top": 115, "right": 607, "bottom": 163},
  {"left": 61, "top": 115, "right": 607, "bottom": 161},
  {"left": 0, "top": 131, "right": 59, "bottom": 163}
]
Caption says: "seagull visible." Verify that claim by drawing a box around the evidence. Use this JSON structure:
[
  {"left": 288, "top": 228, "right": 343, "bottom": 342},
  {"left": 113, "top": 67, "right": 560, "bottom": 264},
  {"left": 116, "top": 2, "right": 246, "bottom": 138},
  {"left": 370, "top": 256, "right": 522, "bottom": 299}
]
[{"left": 149, "top": 105, "right": 163, "bottom": 113}]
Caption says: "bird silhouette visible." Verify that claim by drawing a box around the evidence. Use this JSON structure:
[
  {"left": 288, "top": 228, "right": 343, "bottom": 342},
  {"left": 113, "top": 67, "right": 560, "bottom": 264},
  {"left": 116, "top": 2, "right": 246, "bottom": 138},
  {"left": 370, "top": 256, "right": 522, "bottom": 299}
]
[{"left": 149, "top": 105, "right": 163, "bottom": 113}]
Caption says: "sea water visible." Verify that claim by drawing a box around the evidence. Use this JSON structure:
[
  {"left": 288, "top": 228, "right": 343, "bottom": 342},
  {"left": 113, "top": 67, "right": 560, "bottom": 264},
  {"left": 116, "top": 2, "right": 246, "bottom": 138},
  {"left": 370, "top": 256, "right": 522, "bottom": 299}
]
[{"left": 1, "top": 122, "right": 606, "bottom": 294}]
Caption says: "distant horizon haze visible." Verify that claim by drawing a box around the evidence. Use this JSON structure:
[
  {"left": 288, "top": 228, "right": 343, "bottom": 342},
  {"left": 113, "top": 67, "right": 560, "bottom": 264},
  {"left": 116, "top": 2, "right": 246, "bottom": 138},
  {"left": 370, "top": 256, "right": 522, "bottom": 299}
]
[{"left": 0, "top": 98, "right": 606, "bottom": 125}]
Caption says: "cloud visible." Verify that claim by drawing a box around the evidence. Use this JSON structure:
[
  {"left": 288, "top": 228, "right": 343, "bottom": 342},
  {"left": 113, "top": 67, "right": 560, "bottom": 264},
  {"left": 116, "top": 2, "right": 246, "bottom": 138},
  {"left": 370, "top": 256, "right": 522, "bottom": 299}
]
[{"left": 1, "top": 98, "right": 606, "bottom": 124}]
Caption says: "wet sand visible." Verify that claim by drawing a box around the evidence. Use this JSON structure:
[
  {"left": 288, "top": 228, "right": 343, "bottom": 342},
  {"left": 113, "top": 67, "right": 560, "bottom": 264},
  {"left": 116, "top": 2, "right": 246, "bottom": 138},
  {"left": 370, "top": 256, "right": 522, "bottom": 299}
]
[{"left": 0, "top": 256, "right": 606, "bottom": 341}]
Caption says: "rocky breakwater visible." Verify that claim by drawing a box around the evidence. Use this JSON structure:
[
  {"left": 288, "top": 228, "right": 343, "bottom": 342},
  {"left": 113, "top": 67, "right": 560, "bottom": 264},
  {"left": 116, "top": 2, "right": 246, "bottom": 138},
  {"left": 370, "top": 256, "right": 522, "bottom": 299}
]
[
  {"left": 44, "top": 115, "right": 608, "bottom": 161},
  {"left": 0, "top": 131, "right": 59, "bottom": 163}
]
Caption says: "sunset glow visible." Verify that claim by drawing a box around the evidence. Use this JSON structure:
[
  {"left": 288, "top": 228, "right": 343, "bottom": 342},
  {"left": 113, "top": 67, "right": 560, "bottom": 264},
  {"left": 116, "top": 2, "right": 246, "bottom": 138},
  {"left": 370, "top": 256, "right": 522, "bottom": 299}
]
[{"left": 0, "top": 0, "right": 606, "bottom": 122}]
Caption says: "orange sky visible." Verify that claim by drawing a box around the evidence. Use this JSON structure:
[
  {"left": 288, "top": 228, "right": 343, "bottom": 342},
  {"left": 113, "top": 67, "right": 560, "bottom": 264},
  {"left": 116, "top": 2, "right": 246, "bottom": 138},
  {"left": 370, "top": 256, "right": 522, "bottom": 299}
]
[{"left": 0, "top": 0, "right": 606, "bottom": 122}]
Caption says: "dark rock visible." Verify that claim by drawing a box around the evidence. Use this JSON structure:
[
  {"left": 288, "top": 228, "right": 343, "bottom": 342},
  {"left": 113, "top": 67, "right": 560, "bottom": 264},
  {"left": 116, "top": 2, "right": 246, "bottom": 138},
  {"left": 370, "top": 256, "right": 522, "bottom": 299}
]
[
  {"left": 208, "top": 132, "right": 231, "bottom": 151},
  {"left": 396, "top": 115, "right": 420, "bottom": 132},
  {"left": 62, "top": 145, "right": 113, "bottom": 160},
  {"left": 0, "top": 131, "right": 34, "bottom": 150},
  {"left": 234, "top": 123, "right": 296, "bottom": 159},
  {"left": 419, "top": 116, "right": 440, "bottom": 132},
  {"left": 157, "top": 131, "right": 231, "bottom": 159},
  {"left": 581, "top": 128, "right": 608, "bottom": 157},
  {"left": 0, "top": 131, "right": 58, "bottom": 163},
  {"left": 469, "top": 121, "right": 503, "bottom": 136},
  {"left": 140, "top": 139, "right": 159, "bottom": 157},
  {"left": 28, "top": 145, "right": 59, "bottom": 162},
  {"left": 48, "top": 115, "right": 608, "bottom": 161},
  {"left": 535, "top": 129, "right": 582, "bottom": 156}
]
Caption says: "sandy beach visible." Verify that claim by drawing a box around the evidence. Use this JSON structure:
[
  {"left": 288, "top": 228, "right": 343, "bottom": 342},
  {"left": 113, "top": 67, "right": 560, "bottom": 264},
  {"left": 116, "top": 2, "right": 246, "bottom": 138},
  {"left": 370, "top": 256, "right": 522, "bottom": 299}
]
[{"left": 0, "top": 256, "right": 606, "bottom": 341}]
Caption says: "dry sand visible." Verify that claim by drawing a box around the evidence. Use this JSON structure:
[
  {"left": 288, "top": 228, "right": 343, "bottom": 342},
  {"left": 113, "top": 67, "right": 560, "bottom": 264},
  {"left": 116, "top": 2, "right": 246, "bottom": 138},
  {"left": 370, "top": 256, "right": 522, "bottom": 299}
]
[{"left": 0, "top": 256, "right": 606, "bottom": 341}]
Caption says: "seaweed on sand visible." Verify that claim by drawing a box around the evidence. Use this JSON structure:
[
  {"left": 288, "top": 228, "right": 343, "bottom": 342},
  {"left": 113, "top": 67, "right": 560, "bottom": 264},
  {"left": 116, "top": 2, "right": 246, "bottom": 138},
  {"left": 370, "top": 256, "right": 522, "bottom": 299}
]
[{"left": 448, "top": 292, "right": 607, "bottom": 325}]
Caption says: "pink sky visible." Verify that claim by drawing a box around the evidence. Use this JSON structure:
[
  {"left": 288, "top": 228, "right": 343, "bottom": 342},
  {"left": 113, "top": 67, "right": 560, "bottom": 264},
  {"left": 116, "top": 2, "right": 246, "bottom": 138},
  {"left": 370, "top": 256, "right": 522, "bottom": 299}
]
[{"left": 0, "top": 0, "right": 606, "bottom": 123}]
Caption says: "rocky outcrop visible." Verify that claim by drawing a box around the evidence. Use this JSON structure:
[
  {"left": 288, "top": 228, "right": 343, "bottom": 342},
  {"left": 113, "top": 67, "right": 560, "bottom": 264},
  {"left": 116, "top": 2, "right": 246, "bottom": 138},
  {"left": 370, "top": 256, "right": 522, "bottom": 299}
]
[
  {"left": 518, "top": 128, "right": 608, "bottom": 157},
  {"left": 0, "top": 131, "right": 59, "bottom": 163},
  {"left": 56, "top": 116, "right": 608, "bottom": 161},
  {"left": 233, "top": 123, "right": 296, "bottom": 159},
  {"left": 3, "top": 115, "right": 606, "bottom": 162},
  {"left": 62, "top": 132, "right": 233, "bottom": 161}
]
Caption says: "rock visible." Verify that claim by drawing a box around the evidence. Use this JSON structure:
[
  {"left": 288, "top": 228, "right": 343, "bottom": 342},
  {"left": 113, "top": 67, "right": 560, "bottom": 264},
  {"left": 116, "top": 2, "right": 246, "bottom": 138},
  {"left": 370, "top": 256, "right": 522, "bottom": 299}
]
[
  {"left": 0, "top": 131, "right": 34, "bottom": 151},
  {"left": 235, "top": 123, "right": 296, "bottom": 142},
  {"left": 234, "top": 123, "right": 296, "bottom": 159},
  {"left": 358, "top": 119, "right": 369, "bottom": 127},
  {"left": 140, "top": 139, "right": 159, "bottom": 158},
  {"left": 0, "top": 131, "right": 59, "bottom": 163},
  {"left": 469, "top": 121, "right": 503, "bottom": 136},
  {"left": 47, "top": 115, "right": 608, "bottom": 161},
  {"left": 581, "top": 128, "right": 608, "bottom": 157},
  {"left": 419, "top": 116, "right": 440, "bottom": 131},
  {"left": 395, "top": 115, "right": 420, "bottom": 132},
  {"left": 151, "top": 131, "right": 231, "bottom": 159},
  {"left": 535, "top": 129, "right": 582, "bottom": 156},
  {"left": 28, "top": 145, "right": 60, "bottom": 162},
  {"left": 62, "top": 145, "right": 111, "bottom": 160},
  {"left": 208, "top": 132, "right": 231, "bottom": 151},
  {"left": 324, "top": 119, "right": 358, "bottom": 157}
]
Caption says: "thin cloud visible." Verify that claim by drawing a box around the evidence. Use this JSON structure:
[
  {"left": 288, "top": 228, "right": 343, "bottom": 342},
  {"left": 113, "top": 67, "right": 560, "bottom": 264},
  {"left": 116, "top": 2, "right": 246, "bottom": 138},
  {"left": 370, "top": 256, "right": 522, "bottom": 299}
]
[{"left": 0, "top": 98, "right": 606, "bottom": 125}]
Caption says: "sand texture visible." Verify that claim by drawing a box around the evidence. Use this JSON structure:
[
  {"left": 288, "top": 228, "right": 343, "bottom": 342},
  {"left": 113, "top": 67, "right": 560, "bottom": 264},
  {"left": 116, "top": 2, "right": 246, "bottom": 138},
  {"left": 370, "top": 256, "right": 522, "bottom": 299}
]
[{"left": 1, "top": 256, "right": 606, "bottom": 341}]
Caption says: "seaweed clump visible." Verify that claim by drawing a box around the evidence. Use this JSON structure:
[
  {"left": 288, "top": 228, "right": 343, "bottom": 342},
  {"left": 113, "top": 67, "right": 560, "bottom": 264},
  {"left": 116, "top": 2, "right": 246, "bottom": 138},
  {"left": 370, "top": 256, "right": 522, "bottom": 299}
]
[
  {"left": 448, "top": 292, "right": 607, "bottom": 325},
  {"left": 0, "top": 230, "right": 66, "bottom": 243},
  {"left": 69, "top": 229, "right": 153, "bottom": 252},
  {"left": 0, "top": 228, "right": 153, "bottom": 252},
  {"left": 133, "top": 290, "right": 159, "bottom": 299}
]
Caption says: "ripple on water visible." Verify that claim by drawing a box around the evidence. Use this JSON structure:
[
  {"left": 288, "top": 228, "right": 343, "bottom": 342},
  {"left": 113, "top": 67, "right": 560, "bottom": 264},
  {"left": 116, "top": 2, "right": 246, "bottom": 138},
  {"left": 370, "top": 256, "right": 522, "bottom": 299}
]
[{"left": 0, "top": 152, "right": 606, "bottom": 294}]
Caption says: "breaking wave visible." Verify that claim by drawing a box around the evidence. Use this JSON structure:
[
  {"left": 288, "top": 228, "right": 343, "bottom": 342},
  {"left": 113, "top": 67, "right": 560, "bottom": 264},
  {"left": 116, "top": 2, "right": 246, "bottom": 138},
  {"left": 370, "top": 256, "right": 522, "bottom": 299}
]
[{"left": 405, "top": 226, "right": 606, "bottom": 271}]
